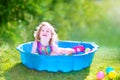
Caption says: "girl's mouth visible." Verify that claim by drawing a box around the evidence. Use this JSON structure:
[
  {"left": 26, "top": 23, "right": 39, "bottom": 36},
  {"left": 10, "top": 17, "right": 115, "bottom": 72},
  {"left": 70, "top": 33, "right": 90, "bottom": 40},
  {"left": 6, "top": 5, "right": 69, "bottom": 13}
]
[{"left": 42, "top": 34, "right": 47, "bottom": 37}]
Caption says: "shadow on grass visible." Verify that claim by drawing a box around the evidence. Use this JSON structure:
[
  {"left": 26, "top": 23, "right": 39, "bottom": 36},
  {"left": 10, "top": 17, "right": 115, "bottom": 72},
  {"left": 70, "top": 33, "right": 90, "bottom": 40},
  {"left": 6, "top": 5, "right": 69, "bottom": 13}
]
[{"left": 4, "top": 63, "right": 90, "bottom": 80}]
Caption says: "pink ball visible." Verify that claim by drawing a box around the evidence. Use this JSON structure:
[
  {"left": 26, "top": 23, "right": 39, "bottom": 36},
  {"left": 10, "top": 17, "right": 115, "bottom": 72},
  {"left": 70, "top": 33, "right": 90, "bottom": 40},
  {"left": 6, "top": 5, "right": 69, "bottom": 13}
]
[
  {"left": 73, "top": 45, "right": 85, "bottom": 53},
  {"left": 97, "top": 71, "right": 105, "bottom": 80},
  {"left": 79, "top": 46, "right": 85, "bottom": 52}
]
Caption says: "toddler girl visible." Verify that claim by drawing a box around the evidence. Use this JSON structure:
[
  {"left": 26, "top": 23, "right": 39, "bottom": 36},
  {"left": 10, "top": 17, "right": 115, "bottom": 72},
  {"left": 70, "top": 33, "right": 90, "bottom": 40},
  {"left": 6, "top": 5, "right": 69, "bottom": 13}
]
[{"left": 31, "top": 22, "right": 84, "bottom": 55}]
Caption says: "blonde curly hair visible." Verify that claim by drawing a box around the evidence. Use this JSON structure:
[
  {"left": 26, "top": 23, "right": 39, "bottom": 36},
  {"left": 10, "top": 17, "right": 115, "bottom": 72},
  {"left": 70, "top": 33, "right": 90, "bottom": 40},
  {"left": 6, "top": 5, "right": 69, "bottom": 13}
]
[{"left": 34, "top": 22, "right": 58, "bottom": 45}]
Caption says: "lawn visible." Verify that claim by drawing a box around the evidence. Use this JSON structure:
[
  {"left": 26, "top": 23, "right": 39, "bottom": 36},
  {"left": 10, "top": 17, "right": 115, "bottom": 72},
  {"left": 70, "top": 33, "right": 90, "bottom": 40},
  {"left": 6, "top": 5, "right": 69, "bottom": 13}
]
[{"left": 0, "top": 43, "right": 120, "bottom": 80}]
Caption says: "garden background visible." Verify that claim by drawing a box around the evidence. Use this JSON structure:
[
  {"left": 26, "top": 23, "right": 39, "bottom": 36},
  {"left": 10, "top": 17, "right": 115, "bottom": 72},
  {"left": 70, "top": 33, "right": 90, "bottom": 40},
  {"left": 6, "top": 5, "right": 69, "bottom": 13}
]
[{"left": 0, "top": 0, "right": 120, "bottom": 80}]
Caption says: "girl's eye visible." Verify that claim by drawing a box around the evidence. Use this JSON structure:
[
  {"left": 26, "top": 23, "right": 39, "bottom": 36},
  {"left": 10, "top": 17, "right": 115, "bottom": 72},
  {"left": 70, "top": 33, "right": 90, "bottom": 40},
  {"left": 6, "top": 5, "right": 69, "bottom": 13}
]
[{"left": 41, "top": 30, "right": 44, "bottom": 32}]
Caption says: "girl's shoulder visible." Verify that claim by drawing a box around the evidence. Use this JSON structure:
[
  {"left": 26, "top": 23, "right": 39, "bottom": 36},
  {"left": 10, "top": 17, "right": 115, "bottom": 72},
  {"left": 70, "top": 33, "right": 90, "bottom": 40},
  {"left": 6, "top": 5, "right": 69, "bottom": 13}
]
[
  {"left": 32, "top": 40, "right": 38, "bottom": 47},
  {"left": 51, "top": 43, "right": 60, "bottom": 53},
  {"left": 33, "top": 40, "right": 39, "bottom": 44},
  {"left": 51, "top": 43, "right": 58, "bottom": 48}
]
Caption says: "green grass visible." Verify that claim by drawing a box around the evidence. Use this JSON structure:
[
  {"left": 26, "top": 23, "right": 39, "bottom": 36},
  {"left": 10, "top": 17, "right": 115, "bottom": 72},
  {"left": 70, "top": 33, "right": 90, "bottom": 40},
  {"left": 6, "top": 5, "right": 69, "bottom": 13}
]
[{"left": 0, "top": 43, "right": 120, "bottom": 80}]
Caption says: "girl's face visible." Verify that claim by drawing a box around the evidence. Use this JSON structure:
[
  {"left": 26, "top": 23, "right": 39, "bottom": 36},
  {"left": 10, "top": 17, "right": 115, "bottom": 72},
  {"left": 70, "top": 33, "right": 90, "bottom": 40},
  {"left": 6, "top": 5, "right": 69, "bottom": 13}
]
[{"left": 40, "top": 25, "right": 52, "bottom": 40}]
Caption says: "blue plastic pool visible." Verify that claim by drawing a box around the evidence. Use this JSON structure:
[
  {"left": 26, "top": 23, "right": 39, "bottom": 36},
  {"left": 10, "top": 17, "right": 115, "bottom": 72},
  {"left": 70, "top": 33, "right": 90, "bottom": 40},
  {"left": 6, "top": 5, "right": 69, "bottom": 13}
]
[{"left": 16, "top": 41, "right": 99, "bottom": 72}]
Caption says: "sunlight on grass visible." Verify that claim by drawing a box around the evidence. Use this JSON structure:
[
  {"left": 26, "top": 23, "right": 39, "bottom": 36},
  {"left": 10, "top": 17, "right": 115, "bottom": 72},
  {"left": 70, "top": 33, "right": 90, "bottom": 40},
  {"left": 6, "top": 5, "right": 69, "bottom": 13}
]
[{"left": 90, "top": 47, "right": 120, "bottom": 80}]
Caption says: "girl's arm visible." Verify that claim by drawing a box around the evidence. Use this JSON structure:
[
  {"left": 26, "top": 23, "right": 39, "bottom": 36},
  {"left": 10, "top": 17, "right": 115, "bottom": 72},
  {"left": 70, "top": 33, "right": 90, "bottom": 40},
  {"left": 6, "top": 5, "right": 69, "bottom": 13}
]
[
  {"left": 50, "top": 44, "right": 75, "bottom": 55},
  {"left": 50, "top": 44, "right": 61, "bottom": 55},
  {"left": 59, "top": 48, "right": 75, "bottom": 55},
  {"left": 31, "top": 41, "right": 37, "bottom": 54}
]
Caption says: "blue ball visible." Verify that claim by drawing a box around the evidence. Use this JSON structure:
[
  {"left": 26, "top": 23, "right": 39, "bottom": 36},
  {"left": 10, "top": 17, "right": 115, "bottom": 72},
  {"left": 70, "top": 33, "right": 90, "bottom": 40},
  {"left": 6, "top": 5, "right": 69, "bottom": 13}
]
[{"left": 106, "top": 66, "right": 114, "bottom": 74}]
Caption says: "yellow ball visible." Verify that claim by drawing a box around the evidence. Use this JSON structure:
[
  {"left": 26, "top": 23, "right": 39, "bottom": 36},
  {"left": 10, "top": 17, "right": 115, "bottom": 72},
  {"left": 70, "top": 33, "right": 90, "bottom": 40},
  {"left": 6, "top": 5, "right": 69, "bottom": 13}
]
[{"left": 108, "top": 71, "right": 116, "bottom": 79}]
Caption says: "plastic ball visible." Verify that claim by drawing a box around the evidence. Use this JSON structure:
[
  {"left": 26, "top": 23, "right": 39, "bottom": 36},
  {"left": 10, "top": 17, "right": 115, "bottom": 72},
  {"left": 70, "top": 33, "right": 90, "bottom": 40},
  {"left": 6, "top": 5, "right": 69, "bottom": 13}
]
[
  {"left": 97, "top": 71, "right": 105, "bottom": 80},
  {"left": 85, "top": 48, "right": 91, "bottom": 53},
  {"left": 78, "top": 46, "right": 85, "bottom": 52},
  {"left": 108, "top": 71, "right": 116, "bottom": 79},
  {"left": 106, "top": 66, "right": 114, "bottom": 74},
  {"left": 73, "top": 45, "right": 85, "bottom": 53}
]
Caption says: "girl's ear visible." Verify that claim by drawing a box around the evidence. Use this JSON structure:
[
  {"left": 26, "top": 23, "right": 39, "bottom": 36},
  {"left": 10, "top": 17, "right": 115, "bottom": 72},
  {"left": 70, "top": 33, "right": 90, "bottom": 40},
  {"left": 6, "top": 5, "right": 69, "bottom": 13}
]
[{"left": 51, "top": 31, "right": 53, "bottom": 37}]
